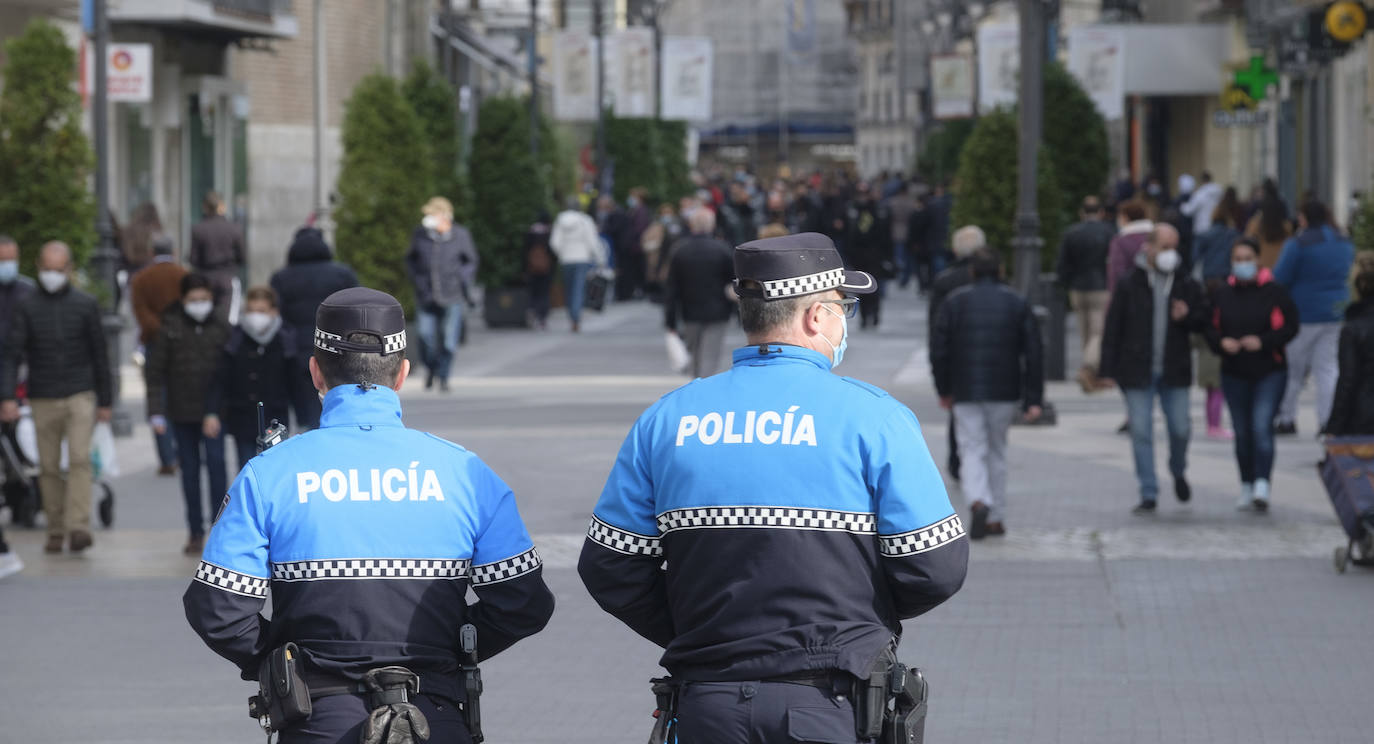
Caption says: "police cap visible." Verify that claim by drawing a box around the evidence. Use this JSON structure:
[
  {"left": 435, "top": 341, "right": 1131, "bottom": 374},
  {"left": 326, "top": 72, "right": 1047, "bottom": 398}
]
[
  {"left": 734, "top": 232, "right": 876, "bottom": 300},
  {"left": 314, "top": 287, "right": 407, "bottom": 355}
]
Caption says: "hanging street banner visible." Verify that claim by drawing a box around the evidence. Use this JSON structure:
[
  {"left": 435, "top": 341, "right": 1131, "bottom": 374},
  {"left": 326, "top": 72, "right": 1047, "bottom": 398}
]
[
  {"left": 785, "top": 0, "right": 817, "bottom": 58},
  {"left": 610, "top": 27, "right": 656, "bottom": 118},
  {"left": 977, "top": 24, "right": 1020, "bottom": 113},
  {"left": 553, "top": 30, "right": 598, "bottom": 121},
  {"left": 661, "top": 36, "right": 713, "bottom": 122},
  {"left": 931, "top": 53, "right": 974, "bottom": 120},
  {"left": 1067, "top": 26, "right": 1125, "bottom": 121}
]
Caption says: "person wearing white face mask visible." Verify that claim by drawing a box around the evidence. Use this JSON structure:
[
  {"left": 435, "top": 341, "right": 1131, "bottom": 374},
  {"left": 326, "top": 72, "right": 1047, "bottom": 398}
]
[
  {"left": 1100, "top": 224, "right": 1209, "bottom": 514},
  {"left": 0, "top": 241, "right": 114, "bottom": 554},
  {"left": 145, "top": 273, "right": 231, "bottom": 555},
  {"left": 204, "top": 286, "right": 315, "bottom": 474}
]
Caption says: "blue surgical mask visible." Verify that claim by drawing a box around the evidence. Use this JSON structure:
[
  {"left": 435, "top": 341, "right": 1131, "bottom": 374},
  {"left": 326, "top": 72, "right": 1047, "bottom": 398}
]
[
  {"left": 819, "top": 305, "right": 849, "bottom": 369},
  {"left": 0, "top": 261, "right": 17, "bottom": 284},
  {"left": 1232, "top": 261, "right": 1258, "bottom": 281}
]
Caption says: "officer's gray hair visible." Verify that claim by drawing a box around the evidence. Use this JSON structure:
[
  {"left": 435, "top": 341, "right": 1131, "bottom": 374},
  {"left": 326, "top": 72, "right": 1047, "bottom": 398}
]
[
  {"left": 314, "top": 333, "right": 405, "bottom": 390},
  {"left": 738, "top": 283, "right": 808, "bottom": 336}
]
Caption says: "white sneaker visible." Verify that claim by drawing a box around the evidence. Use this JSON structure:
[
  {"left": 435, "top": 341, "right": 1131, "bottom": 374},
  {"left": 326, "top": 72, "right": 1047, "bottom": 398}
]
[
  {"left": 1237, "top": 483, "right": 1254, "bottom": 511},
  {"left": 1253, "top": 478, "right": 1270, "bottom": 512},
  {"left": 0, "top": 551, "right": 23, "bottom": 580}
]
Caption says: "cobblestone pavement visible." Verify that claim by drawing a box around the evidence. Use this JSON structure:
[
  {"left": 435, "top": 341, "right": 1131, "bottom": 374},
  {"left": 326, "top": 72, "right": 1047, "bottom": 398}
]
[{"left": 3, "top": 286, "right": 1372, "bottom": 743}]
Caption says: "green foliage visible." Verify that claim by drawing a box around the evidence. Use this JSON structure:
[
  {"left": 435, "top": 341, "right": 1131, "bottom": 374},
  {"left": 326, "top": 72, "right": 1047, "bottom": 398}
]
[
  {"left": 605, "top": 113, "right": 693, "bottom": 203},
  {"left": 1043, "top": 61, "right": 1109, "bottom": 217},
  {"left": 334, "top": 72, "right": 432, "bottom": 315},
  {"left": 950, "top": 108, "right": 1064, "bottom": 270},
  {"left": 0, "top": 19, "right": 96, "bottom": 276},
  {"left": 402, "top": 59, "right": 470, "bottom": 224},
  {"left": 468, "top": 96, "right": 556, "bottom": 287},
  {"left": 916, "top": 118, "right": 975, "bottom": 185},
  {"left": 1350, "top": 192, "right": 1374, "bottom": 255}
]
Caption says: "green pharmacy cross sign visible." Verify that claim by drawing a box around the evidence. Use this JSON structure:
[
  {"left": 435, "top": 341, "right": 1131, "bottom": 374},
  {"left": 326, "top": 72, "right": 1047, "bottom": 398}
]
[{"left": 1235, "top": 57, "right": 1278, "bottom": 101}]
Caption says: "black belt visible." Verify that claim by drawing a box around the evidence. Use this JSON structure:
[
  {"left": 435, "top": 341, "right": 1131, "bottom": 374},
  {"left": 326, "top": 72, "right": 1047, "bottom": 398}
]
[{"left": 759, "top": 670, "right": 847, "bottom": 693}]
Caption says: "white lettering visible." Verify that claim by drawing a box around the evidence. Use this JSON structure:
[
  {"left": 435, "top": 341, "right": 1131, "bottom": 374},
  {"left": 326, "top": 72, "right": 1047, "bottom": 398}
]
[
  {"left": 348, "top": 469, "right": 371, "bottom": 501},
  {"left": 297, "top": 471, "right": 320, "bottom": 503},
  {"left": 671, "top": 407, "right": 816, "bottom": 447},
  {"left": 756, "top": 411, "right": 782, "bottom": 444},
  {"left": 321, "top": 469, "right": 347, "bottom": 502},
  {"left": 408, "top": 461, "right": 419, "bottom": 499},
  {"left": 699, "top": 412, "right": 723, "bottom": 445},
  {"left": 676, "top": 415, "right": 700, "bottom": 446},
  {"left": 722, "top": 411, "right": 744, "bottom": 444},
  {"left": 371, "top": 469, "right": 382, "bottom": 501},
  {"left": 791, "top": 414, "right": 817, "bottom": 446},
  {"left": 419, "top": 469, "right": 445, "bottom": 501},
  {"left": 383, "top": 468, "right": 406, "bottom": 501},
  {"left": 783, "top": 405, "right": 799, "bottom": 445},
  {"left": 743, "top": 410, "right": 756, "bottom": 443}
]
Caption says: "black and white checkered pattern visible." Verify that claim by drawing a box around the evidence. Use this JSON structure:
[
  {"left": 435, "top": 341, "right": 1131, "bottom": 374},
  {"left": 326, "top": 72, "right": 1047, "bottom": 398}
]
[
  {"left": 314, "top": 328, "right": 345, "bottom": 354},
  {"left": 381, "top": 331, "right": 407, "bottom": 354},
  {"left": 470, "top": 548, "right": 542, "bottom": 586},
  {"left": 879, "top": 515, "right": 966, "bottom": 556},
  {"left": 194, "top": 561, "right": 270, "bottom": 598},
  {"left": 270, "top": 558, "right": 470, "bottom": 581},
  {"left": 586, "top": 516, "right": 663, "bottom": 557},
  {"left": 657, "top": 506, "right": 877, "bottom": 535},
  {"left": 761, "top": 268, "right": 844, "bottom": 299}
]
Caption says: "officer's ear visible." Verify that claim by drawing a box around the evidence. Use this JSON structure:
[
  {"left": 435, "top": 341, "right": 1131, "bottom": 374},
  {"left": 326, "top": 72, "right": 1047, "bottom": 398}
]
[
  {"left": 308, "top": 355, "right": 326, "bottom": 394},
  {"left": 801, "top": 299, "right": 827, "bottom": 338},
  {"left": 392, "top": 359, "right": 411, "bottom": 392}
]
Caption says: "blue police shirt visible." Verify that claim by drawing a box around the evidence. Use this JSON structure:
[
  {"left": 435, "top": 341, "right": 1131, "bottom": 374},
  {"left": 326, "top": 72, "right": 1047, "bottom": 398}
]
[
  {"left": 578, "top": 345, "right": 969, "bottom": 681},
  {"left": 184, "top": 384, "right": 553, "bottom": 700}
]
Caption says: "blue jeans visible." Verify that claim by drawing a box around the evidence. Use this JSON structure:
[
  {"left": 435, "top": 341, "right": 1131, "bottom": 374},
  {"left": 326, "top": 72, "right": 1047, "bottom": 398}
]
[
  {"left": 171, "top": 422, "right": 226, "bottom": 537},
  {"left": 417, "top": 302, "right": 462, "bottom": 381},
  {"left": 1122, "top": 378, "right": 1191, "bottom": 502},
  {"left": 1221, "top": 370, "right": 1287, "bottom": 484},
  {"left": 562, "top": 262, "right": 593, "bottom": 326},
  {"left": 153, "top": 423, "right": 176, "bottom": 468}
]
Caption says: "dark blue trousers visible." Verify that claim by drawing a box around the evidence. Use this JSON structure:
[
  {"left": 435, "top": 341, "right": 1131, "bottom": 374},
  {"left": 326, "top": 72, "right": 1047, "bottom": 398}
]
[
  {"left": 170, "top": 422, "right": 226, "bottom": 537},
  {"left": 1221, "top": 369, "right": 1288, "bottom": 484},
  {"left": 278, "top": 694, "right": 471, "bottom": 744},
  {"left": 674, "top": 681, "right": 867, "bottom": 744}
]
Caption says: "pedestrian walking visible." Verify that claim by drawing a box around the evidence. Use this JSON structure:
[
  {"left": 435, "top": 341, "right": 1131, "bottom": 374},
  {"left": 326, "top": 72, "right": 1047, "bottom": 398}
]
[
  {"left": 204, "top": 286, "right": 313, "bottom": 473},
  {"left": 663, "top": 208, "right": 736, "bottom": 378},
  {"left": 1192, "top": 188, "right": 1247, "bottom": 440},
  {"left": 189, "top": 192, "right": 245, "bottom": 320},
  {"left": 929, "top": 225, "right": 987, "bottom": 481},
  {"left": 845, "top": 181, "right": 893, "bottom": 328},
  {"left": 270, "top": 226, "right": 358, "bottom": 429},
  {"left": 1204, "top": 237, "right": 1300, "bottom": 511},
  {"left": 1244, "top": 179, "right": 1292, "bottom": 269},
  {"left": 1056, "top": 196, "right": 1116, "bottom": 391},
  {"left": 931, "top": 250, "right": 1044, "bottom": 539},
  {"left": 550, "top": 197, "right": 607, "bottom": 333},
  {"left": 579, "top": 233, "right": 965, "bottom": 744},
  {"left": 615, "top": 187, "right": 653, "bottom": 301},
  {"left": 1324, "top": 254, "right": 1374, "bottom": 435},
  {"left": 184, "top": 287, "right": 554, "bottom": 744},
  {"left": 1099, "top": 224, "right": 1207, "bottom": 513},
  {"left": 718, "top": 180, "right": 762, "bottom": 247},
  {"left": 130, "top": 237, "right": 186, "bottom": 474},
  {"left": 0, "top": 235, "right": 32, "bottom": 578},
  {"left": 1107, "top": 201, "right": 1153, "bottom": 293},
  {"left": 923, "top": 183, "right": 953, "bottom": 280},
  {"left": 887, "top": 182, "right": 917, "bottom": 288},
  {"left": 1272, "top": 200, "right": 1355, "bottom": 437},
  {"left": 406, "top": 197, "right": 478, "bottom": 392},
  {"left": 146, "top": 273, "right": 231, "bottom": 555},
  {"left": 1180, "top": 171, "right": 1225, "bottom": 236},
  {"left": 524, "top": 212, "right": 556, "bottom": 329},
  {"left": 0, "top": 242, "right": 113, "bottom": 554},
  {"left": 121, "top": 202, "right": 166, "bottom": 275}
]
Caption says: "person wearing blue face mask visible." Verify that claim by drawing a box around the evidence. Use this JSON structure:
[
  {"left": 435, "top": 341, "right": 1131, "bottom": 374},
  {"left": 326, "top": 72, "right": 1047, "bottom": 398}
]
[
  {"left": 580, "top": 233, "right": 968, "bottom": 744},
  {"left": 1203, "top": 237, "right": 1300, "bottom": 511}
]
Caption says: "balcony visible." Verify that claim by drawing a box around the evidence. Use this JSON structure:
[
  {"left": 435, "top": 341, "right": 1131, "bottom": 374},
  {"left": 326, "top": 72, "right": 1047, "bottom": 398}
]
[{"left": 110, "top": 0, "right": 297, "bottom": 40}]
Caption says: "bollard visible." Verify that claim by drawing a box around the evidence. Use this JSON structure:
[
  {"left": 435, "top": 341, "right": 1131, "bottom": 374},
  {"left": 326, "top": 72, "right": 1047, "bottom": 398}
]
[{"left": 1036, "top": 273, "right": 1067, "bottom": 382}]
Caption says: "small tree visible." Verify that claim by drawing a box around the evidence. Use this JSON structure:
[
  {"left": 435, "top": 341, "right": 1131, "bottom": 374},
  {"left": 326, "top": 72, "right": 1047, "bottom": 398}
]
[
  {"left": 334, "top": 72, "right": 432, "bottom": 315},
  {"left": 605, "top": 113, "right": 693, "bottom": 203},
  {"left": 0, "top": 20, "right": 96, "bottom": 275},
  {"left": 468, "top": 96, "right": 551, "bottom": 287},
  {"left": 1044, "top": 61, "right": 1110, "bottom": 217},
  {"left": 403, "top": 59, "right": 471, "bottom": 225},
  {"left": 950, "top": 108, "right": 1064, "bottom": 269}
]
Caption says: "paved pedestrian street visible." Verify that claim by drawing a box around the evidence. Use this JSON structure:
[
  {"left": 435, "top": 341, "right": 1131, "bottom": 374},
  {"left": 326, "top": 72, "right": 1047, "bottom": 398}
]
[{"left": 3, "top": 288, "right": 1371, "bottom": 743}]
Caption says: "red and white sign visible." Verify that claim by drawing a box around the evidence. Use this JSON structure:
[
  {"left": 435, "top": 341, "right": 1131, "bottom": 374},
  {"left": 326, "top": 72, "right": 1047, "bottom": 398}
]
[{"left": 83, "top": 43, "right": 153, "bottom": 103}]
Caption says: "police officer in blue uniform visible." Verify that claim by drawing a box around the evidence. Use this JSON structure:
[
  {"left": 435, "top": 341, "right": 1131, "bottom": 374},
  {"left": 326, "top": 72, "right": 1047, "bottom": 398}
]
[
  {"left": 184, "top": 287, "right": 553, "bottom": 743},
  {"left": 578, "top": 233, "right": 969, "bottom": 743}
]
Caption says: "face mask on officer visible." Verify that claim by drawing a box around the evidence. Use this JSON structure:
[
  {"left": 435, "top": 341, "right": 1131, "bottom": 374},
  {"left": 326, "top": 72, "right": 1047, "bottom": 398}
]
[{"left": 817, "top": 302, "right": 849, "bottom": 369}]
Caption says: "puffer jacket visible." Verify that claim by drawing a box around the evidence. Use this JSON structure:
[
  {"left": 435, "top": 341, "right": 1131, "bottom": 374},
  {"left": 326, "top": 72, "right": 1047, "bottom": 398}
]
[
  {"left": 406, "top": 224, "right": 478, "bottom": 308},
  {"left": 550, "top": 210, "right": 606, "bottom": 265},
  {"left": 1203, "top": 269, "right": 1300, "bottom": 380},
  {"left": 270, "top": 228, "right": 358, "bottom": 359},
  {"left": 1325, "top": 299, "right": 1374, "bottom": 435},
  {"left": 145, "top": 304, "right": 231, "bottom": 423},
  {"left": 927, "top": 259, "right": 972, "bottom": 339},
  {"left": 1099, "top": 264, "right": 1208, "bottom": 389},
  {"left": 930, "top": 278, "right": 1044, "bottom": 407},
  {"left": 0, "top": 284, "right": 111, "bottom": 406}
]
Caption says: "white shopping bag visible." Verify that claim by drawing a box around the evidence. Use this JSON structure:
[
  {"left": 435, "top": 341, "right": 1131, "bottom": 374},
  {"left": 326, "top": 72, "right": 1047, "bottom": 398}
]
[
  {"left": 665, "top": 332, "right": 692, "bottom": 374},
  {"left": 91, "top": 421, "right": 119, "bottom": 478},
  {"left": 15, "top": 407, "right": 37, "bottom": 464}
]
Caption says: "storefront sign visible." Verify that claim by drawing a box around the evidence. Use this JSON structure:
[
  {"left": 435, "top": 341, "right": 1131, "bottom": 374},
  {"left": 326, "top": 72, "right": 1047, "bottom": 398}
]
[
  {"left": 931, "top": 53, "right": 974, "bottom": 120},
  {"left": 84, "top": 43, "right": 153, "bottom": 103},
  {"left": 1067, "top": 27, "right": 1125, "bottom": 120},
  {"left": 1326, "top": 1, "right": 1368, "bottom": 44},
  {"left": 1213, "top": 109, "right": 1269, "bottom": 128}
]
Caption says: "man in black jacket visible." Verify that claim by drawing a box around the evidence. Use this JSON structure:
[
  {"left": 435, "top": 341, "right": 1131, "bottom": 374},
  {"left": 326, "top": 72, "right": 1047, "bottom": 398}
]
[
  {"left": 1100, "top": 224, "right": 1207, "bottom": 513},
  {"left": 928, "top": 225, "right": 987, "bottom": 480},
  {"left": 664, "top": 209, "right": 736, "bottom": 378},
  {"left": 1057, "top": 196, "right": 1116, "bottom": 390},
  {"left": 0, "top": 242, "right": 113, "bottom": 554},
  {"left": 932, "top": 250, "right": 1043, "bottom": 538}
]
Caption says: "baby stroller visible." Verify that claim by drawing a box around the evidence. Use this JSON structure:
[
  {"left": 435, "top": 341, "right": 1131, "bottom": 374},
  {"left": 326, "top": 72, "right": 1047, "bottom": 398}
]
[
  {"left": 0, "top": 394, "right": 115, "bottom": 530},
  {"left": 1320, "top": 435, "right": 1374, "bottom": 573}
]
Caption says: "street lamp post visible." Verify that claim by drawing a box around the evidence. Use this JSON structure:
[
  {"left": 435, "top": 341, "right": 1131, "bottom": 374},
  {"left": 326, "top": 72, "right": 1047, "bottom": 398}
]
[
  {"left": 593, "top": 0, "right": 608, "bottom": 195},
  {"left": 1011, "top": 0, "right": 1046, "bottom": 300},
  {"left": 529, "top": 0, "right": 539, "bottom": 162},
  {"left": 91, "top": 0, "right": 131, "bottom": 436}
]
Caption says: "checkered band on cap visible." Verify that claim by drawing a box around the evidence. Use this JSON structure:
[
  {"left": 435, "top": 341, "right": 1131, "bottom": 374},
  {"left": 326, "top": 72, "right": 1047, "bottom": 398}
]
[
  {"left": 381, "top": 331, "right": 406, "bottom": 354},
  {"left": 760, "top": 268, "right": 844, "bottom": 299},
  {"left": 271, "top": 558, "right": 470, "bottom": 581},
  {"left": 314, "top": 328, "right": 407, "bottom": 355},
  {"left": 657, "top": 506, "right": 877, "bottom": 535},
  {"left": 879, "top": 515, "right": 966, "bottom": 557},
  {"left": 587, "top": 516, "right": 663, "bottom": 557},
  {"left": 470, "top": 547, "right": 543, "bottom": 586},
  {"left": 315, "top": 327, "right": 345, "bottom": 354},
  {"left": 194, "top": 561, "right": 270, "bottom": 598}
]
